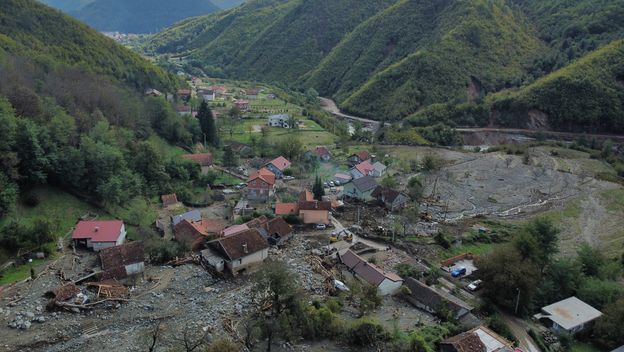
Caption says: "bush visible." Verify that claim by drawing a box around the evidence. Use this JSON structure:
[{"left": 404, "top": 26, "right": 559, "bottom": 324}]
[
  {"left": 23, "top": 192, "right": 40, "bottom": 207},
  {"left": 434, "top": 232, "right": 451, "bottom": 249},
  {"left": 346, "top": 317, "right": 388, "bottom": 346},
  {"left": 487, "top": 314, "right": 518, "bottom": 345},
  {"left": 145, "top": 238, "right": 185, "bottom": 263}
]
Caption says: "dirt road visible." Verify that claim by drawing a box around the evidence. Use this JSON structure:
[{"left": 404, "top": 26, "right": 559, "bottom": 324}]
[
  {"left": 500, "top": 312, "right": 541, "bottom": 352},
  {"left": 329, "top": 214, "right": 389, "bottom": 251}
]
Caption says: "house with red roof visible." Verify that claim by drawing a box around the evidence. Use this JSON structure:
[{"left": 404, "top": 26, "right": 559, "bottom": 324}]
[
  {"left": 265, "top": 156, "right": 291, "bottom": 179},
  {"left": 234, "top": 100, "right": 249, "bottom": 111},
  {"left": 310, "top": 146, "right": 331, "bottom": 162},
  {"left": 339, "top": 250, "right": 403, "bottom": 295},
  {"left": 348, "top": 150, "right": 371, "bottom": 165},
  {"left": 349, "top": 160, "right": 375, "bottom": 179},
  {"left": 274, "top": 190, "right": 331, "bottom": 225},
  {"left": 247, "top": 167, "right": 276, "bottom": 201},
  {"left": 181, "top": 153, "right": 213, "bottom": 174},
  {"left": 71, "top": 220, "right": 127, "bottom": 251},
  {"left": 174, "top": 218, "right": 226, "bottom": 250}
]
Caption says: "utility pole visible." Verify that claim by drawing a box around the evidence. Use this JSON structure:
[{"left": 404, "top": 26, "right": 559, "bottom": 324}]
[{"left": 514, "top": 288, "right": 521, "bottom": 315}]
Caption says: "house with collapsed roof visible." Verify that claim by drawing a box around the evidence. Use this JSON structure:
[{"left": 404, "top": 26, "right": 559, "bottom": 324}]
[
  {"left": 71, "top": 220, "right": 127, "bottom": 251},
  {"left": 339, "top": 250, "right": 403, "bottom": 295},
  {"left": 99, "top": 241, "right": 145, "bottom": 280},
  {"left": 275, "top": 190, "right": 331, "bottom": 225},
  {"left": 372, "top": 186, "right": 410, "bottom": 211},
  {"left": 265, "top": 156, "right": 291, "bottom": 179},
  {"left": 181, "top": 153, "right": 213, "bottom": 174},
  {"left": 247, "top": 167, "right": 276, "bottom": 201},
  {"left": 221, "top": 216, "right": 293, "bottom": 246},
  {"left": 343, "top": 176, "right": 378, "bottom": 201},
  {"left": 403, "top": 277, "right": 473, "bottom": 320},
  {"left": 171, "top": 209, "right": 202, "bottom": 226},
  {"left": 533, "top": 296, "right": 603, "bottom": 335},
  {"left": 201, "top": 228, "right": 269, "bottom": 275},
  {"left": 308, "top": 146, "right": 331, "bottom": 162},
  {"left": 440, "top": 326, "right": 514, "bottom": 352},
  {"left": 161, "top": 193, "right": 178, "bottom": 207}
]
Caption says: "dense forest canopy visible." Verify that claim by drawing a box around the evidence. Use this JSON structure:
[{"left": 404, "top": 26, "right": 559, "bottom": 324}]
[{"left": 145, "top": 0, "right": 624, "bottom": 133}]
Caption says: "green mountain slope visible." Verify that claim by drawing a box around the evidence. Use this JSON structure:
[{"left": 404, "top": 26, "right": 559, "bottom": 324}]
[
  {"left": 146, "top": 0, "right": 395, "bottom": 80},
  {"left": 489, "top": 40, "right": 624, "bottom": 133},
  {"left": 69, "top": 0, "right": 219, "bottom": 33},
  {"left": 307, "top": 0, "right": 542, "bottom": 120},
  {"left": 39, "top": 0, "right": 93, "bottom": 12},
  {"left": 0, "top": 0, "right": 175, "bottom": 91}
]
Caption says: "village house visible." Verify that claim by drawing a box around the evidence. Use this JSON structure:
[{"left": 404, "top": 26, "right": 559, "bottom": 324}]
[
  {"left": 198, "top": 89, "right": 216, "bottom": 101},
  {"left": 181, "top": 153, "right": 213, "bottom": 174},
  {"left": 171, "top": 209, "right": 202, "bottom": 227},
  {"left": 234, "top": 100, "right": 249, "bottom": 111},
  {"left": 160, "top": 193, "right": 178, "bottom": 207},
  {"left": 267, "top": 114, "right": 292, "bottom": 128},
  {"left": 311, "top": 146, "right": 331, "bottom": 162},
  {"left": 339, "top": 250, "right": 403, "bottom": 295},
  {"left": 234, "top": 199, "right": 254, "bottom": 216},
  {"left": 403, "top": 277, "right": 474, "bottom": 320},
  {"left": 247, "top": 167, "right": 276, "bottom": 201},
  {"left": 245, "top": 88, "right": 261, "bottom": 100},
  {"left": 350, "top": 160, "right": 375, "bottom": 179},
  {"left": 440, "top": 326, "right": 514, "bottom": 352},
  {"left": 251, "top": 216, "right": 293, "bottom": 245},
  {"left": 202, "top": 228, "right": 269, "bottom": 275},
  {"left": 370, "top": 161, "right": 387, "bottom": 177},
  {"left": 177, "top": 88, "right": 191, "bottom": 99},
  {"left": 99, "top": 241, "right": 145, "bottom": 280},
  {"left": 334, "top": 172, "right": 353, "bottom": 185},
  {"left": 275, "top": 190, "right": 331, "bottom": 225},
  {"left": 347, "top": 150, "right": 371, "bottom": 165},
  {"left": 71, "top": 220, "right": 127, "bottom": 251},
  {"left": 265, "top": 156, "right": 291, "bottom": 179},
  {"left": 533, "top": 296, "right": 603, "bottom": 335},
  {"left": 144, "top": 88, "right": 162, "bottom": 97},
  {"left": 372, "top": 186, "right": 410, "bottom": 211},
  {"left": 208, "top": 85, "right": 228, "bottom": 96},
  {"left": 173, "top": 218, "right": 226, "bottom": 250},
  {"left": 343, "top": 175, "right": 378, "bottom": 201}
]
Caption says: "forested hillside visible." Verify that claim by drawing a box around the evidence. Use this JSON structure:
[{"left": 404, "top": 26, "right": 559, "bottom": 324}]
[
  {"left": 68, "top": 0, "right": 219, "bottom": 33},
  {"left": 39, "top": 0, "right": 93, "bottom": 12},
  {"left": 147, "top": 0, "right": 624, "bottom": 133},
  {"left": 0, "top": 0, "right": 205, "bottom": 258}
]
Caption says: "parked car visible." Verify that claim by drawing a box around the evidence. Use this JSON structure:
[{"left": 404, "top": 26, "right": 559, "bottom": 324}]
[
  {"left": 467, "top": 279, "right": 483, "bottom": 291},
  {"left": 451, "top": 267, "right": 467, "bottom": 278},
  {"left": 334, "top": 180, "right": 341, "bottom": 186},
  {"left": 315, "top": 224, "right": 327, "bottom": 230},
  {"left": 284, "top": 175, "right": 295, "bottom": 180},
  {"left": 329, "top": 181, "right": 335, "bottom": 187}
]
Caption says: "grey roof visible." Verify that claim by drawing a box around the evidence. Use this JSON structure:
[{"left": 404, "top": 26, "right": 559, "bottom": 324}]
[
  {"left": 372, "top": 161, "right": 386, "bottom": 173},
  {"left": 611, "top": 346, "right": 624, "bottom": 352},
  {"left": 352, "top": 176, "right": 378, "bottom": 192},
  {"left": 535, "top": 296, "right": 602, "bottom": 331},
  {"left": 404, "top": 277, "right": 473, "bottom": 313},
  {"left": 171, "top": 210, "right": 201, "bottom": 226}
]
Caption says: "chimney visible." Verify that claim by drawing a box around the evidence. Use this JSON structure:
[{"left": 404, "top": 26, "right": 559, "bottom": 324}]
[{"left": 242, "top": 243, "right": 248, "bottom": 254}]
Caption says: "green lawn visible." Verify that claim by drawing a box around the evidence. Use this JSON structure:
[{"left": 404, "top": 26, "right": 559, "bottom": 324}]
[
  {"left": 221, "top": 118, "right": 337, "bottom": 147},
  {"left": 442, "top": 243, "right": 500, "bottom": 258},
  {"left": 147, "top": 134, "right": 187, "bottom": 159},
  {"left": 0, "top": 258, "right": 47, "bottom": 286},
  {"left": 571, "top": 342, "right": 602, "bottom": 352}
]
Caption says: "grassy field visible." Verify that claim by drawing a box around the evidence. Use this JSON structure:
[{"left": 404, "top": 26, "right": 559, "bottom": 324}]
[
  {"left": 147, "top": 134, "right": 187, "bottom": 159},
  {"left": 221, "top": 117, "right": 337, "bottom": 147},
  {"left": 0, "top": 258, "right": 47, "bottom": 286},
  {"left": 571, "top": 342, "right": 602, "bottom": 352}
]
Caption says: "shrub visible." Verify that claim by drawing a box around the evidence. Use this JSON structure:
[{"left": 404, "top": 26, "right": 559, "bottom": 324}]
[
  {"left": 487, "top": 314, "right": 518, "bottom": 345},
  {"left": 346, "top": 317, "right": 388, "bottom": 346},
  {"left": 23, "top": 192, "right": 40, "bottom": 207},
  {"left": 145, "top": 238, "right": 185, "bottom": 263},
  {"left": 434, "top": 232, "right": 451, "bottom": 249}
]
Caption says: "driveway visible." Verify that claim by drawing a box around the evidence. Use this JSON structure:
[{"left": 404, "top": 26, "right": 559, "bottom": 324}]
[{"left": 500, "top": 311, "right": 541, "bottom": 352}]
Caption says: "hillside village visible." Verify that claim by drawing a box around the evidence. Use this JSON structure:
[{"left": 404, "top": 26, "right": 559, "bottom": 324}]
[
  {"left": 0, "top": 76, "right": 622, "bottom": 352},
  {"left": 1, "top": 1, "right": 624, "bottom": 351}
]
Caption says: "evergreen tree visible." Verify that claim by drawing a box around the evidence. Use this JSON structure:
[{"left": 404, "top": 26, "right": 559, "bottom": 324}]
[
  {"left": 223, "top": 145, "right": 237, "bottom": 167},
  {"left": 312, "top": 175, "right": 324, "bottom": 200},
  {"left": 197, "top": 101, "right": 218, "bottom": 147}
]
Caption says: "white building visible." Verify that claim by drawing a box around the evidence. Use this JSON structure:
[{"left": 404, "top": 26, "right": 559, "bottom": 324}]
[
  {"left": 204, "top": 229, "right": 269, "bottom": 275},
  {"left": 534, "top": 296, "right": 603, "bottom": 335},
  {"left": 267, "top": 114, "right": 292, "bottom": 128},
  {"left": 71, "top": 220, "right": 127, "bottom": 251}
]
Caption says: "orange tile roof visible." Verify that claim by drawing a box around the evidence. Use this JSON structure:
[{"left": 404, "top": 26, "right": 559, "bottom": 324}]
[
  {"left": 268, "top": 156, "right": 291, "bottom": 171},
  {"left": 275, "top": 203, "right": 298, "bottom": 215},
  {"left": 248, "top": 167, "right": 275, "bottom": 185}
]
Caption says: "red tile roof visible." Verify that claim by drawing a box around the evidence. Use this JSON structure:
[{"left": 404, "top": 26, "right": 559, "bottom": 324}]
[
  {"left": 354, "top": 160, "right": 375, "bottom": 175},
  {"left": 161, "top": 193, "right": 178, "bottom": 206},
  {"left": 72, "top": 220, "right": 124, "bottom": 243},
  {"left": 264, "top": 217, "right": 293, "bottom": 238},
  {"left": 298, "top": 190, "right": 314, "bottom": 202},
  {"left": 352, "top": 150, "right": 370, "bottom": 161},
  {"left": 275, "top": 203, "right": 298, "bottom": 215},
  {"left": 181, "top": 153, "right": 213, "bottom": 166},
  {"left": 298, "top": 200, "right": 332, "bottom": 211},
  {"left": 222, "top": 224, "right": 249, "bottom": 237},
  {"left": 248, "top": 167, "right": 276, "bottom": 186},
  {"left": 312, "top": 146, "right": 331, "bottom": 158},
  {"left": 99, "top": 241, "right": 144, "bottom": 271},
  {"left": 268, "top": 156, "right": 291, "bottom": 171}
]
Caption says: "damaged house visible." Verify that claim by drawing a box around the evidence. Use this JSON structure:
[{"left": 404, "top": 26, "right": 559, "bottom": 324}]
[
  {"left": 201, "top": 228, "right": 269, "bottom": 275},
  {"left": 99, "top": 241, "right": 145, "bottom": 280},
  {"left": 403, "top": 277, "right": 473, "bottom": 320},
  {"left": 275, "top": 190, "right": 332, "bottom": 225}
]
